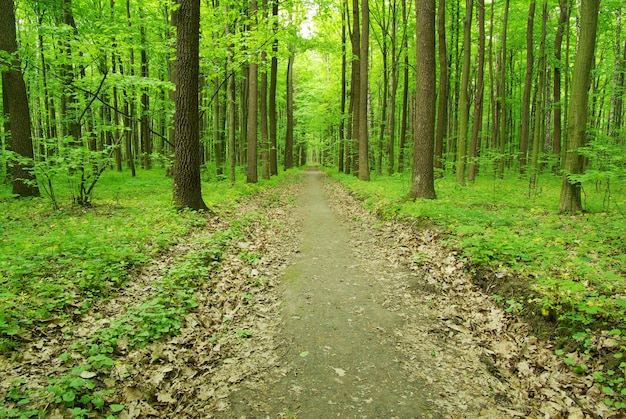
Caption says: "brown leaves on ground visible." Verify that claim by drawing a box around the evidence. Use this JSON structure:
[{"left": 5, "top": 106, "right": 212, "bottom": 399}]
[{"left": 323, "top": 176, "right": 617, "bottom": 418}]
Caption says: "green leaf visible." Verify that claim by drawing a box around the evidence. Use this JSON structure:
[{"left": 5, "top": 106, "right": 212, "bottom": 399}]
[
  {"left": 109, "top": 404, "right": 124, "bottom": 413},
  {"left": 299, "top": 351, "right": 309, "bottom": 358}
]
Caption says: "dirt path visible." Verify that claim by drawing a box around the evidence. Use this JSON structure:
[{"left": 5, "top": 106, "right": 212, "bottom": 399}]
[
  {"left": 2, "top": 170, "right": 611, "bottom": 418},
  {"left": 231, "top": 170, "right": 440, "bottom": 418},
  {"left": 227, "top": 170, "right": 613, "bottom": 418}
]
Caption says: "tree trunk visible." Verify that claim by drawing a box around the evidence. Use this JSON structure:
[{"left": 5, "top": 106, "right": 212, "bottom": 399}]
[
  {"left": 358, "top": 0, "right": 370, "bottom": 181},
  {"left": 269, "top": 0, "right": 279, "bottom": 176},
  {"left": 559, "top": 0, "right": 600, "bottom": 214},
  {"left": 468, "top": 0, "right": 484, "bottom": 182},
  {"left": 260, "top": 50, "right": 270, "bottom": 180},
  {"left": 530, "top": 1, "right": 547, "bottom": 189},
  {"left": 455, "top": 0, "right": 472, "bottom": 185},
  {"left": 339, "top": 0, "right": 347, "bottom": 172},
  {"left": 552, "top": 0, "right": 568, "bottom": 169},
  {"left": 246, "top": 0, "right": 259, "bottom": 183},
  {"left": 284, "top": 54, "right": 294, "bottom": 170},
  {"left": 434, "top": 0, "right": 447, "bottom": 173},
  {"left": 497, "top": 0, "right": 510, "bottom": 179},
  {"left": 519, "top": 1, "right": 535, "bottom": 175},
  {"left": 225, "top": 3, "right": 236, "bottom": 184},
  {"left": 0, "top": 0, "right": 40, "bottom": 197},
  {"left": 173, "top": 0, "right": 208, "bottom": 211},
  {"left": 350, "top": 0, "right": 361, "bottom": 176},
  {"left": 140, "top": 18, "right": 152, "bottom": 170},
  {"left": 409, "top": 0, "right": 436, "bottom": 200},
  {"left": 387, "top": 0, "right": 399, "bottom": 175}
]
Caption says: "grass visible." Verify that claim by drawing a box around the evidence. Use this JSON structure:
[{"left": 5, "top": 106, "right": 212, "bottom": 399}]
[
  {"left": 0, "top": 166, "right": 293, "bottom": 354},
  {"left": 330, "top": 169, "right": 626, "bottom": 330}
]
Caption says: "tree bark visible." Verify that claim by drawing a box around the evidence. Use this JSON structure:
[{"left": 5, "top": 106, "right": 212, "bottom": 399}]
[
  {"left": 339, "top": 0, "right": 348, "bottom": 172},
  {"left": 173, "top": 0, "right": 208, "bottom": 210},
  {"left": 434, "top": 0, "right": 447, "bottom": 173},
  {"left": 455, "top": 0, "right": 472, "bottom": 185},
  {"left": 497, "top": 0, "right": 510, "bottom": 179},
  {"left": 559, "top": 0, "right": 600, "bottom": 214},
  {"left": 284, "top": 54, "right": 294, "bottom": 170},
  {"left": 409, "top": 0, "right": 436, "bottom": 200},
  {"left": 552, "top": 0, "right": 568, "bottom": 168},
  {"left": 246, "top": 0, "right": 259, "bottom": 183},
  {"left": 468, "top": 0, "right": 484, "bottom": 182},
  {"left": 519, "top": 1, "right": 536, "bottom": 175},
  {"left": 530, "top": 1, "right": 547, "bottom": 189},
  {"left": 0, "top": 0, "right": 40, "bottom": 197},
  {"left": 358, "top": 0, "right": 370, "bottom": 181},
  {"left": 269, "top": 0, "right": 279, "bottom": 176}
]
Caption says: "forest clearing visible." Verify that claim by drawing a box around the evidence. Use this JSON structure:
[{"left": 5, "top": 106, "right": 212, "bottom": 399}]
[{"left": 2, "top": 0, "right": 626, "bottom": 416}]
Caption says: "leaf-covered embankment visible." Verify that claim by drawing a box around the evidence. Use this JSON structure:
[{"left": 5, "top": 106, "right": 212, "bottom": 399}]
[{"left": 329, "top": 169, "right": 626, "bottom": 411}]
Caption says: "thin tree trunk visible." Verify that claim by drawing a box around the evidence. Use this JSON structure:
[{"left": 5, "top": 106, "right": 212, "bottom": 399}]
[
  {"left": 519, "top": 1, "right": 536, "bottom": 175},
  {"left": 530, "top": 1, "right": 547, "bottom": 189},
  {"left": 339, "top": 0, "right": 347, "bottom": 172},
  {"left": 497, "top": 0, "right": 510, "bottom": 179},
  {"left": 284, "top": 54, "right": 294, "bottom": 170},
  {"left": 468, "top": 0, "right": 484, "bottom": 182},
  {"left": 455, "top": 0, "right": 472, "bottom": 185},
  {"left": 397, "top": 0, "right": 409, "bottom": 173},
  {"left": 140, "top": 16, "right": 152, "bottom": 169},
  {"left": 552, "top": 0, "right": 568, "bottom": 169},
  {"left": 260, "top": 50, "right": 270, "bottom": 180},
  {"left": 434, "top": 0, "right": 447, "bottom": 173},
  {"left": 269, "top": 0, "right": 279, "bottom": 176},
  {"left": 358, "top": 0, "right": 370, "bottom": 180}
]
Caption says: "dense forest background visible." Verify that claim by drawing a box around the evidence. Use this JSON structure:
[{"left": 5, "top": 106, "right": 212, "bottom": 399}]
[{"left": 2, "top": 0, "right": 624, "bottom": 209}]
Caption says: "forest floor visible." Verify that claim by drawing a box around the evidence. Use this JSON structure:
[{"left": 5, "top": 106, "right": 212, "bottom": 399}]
[{"left": 0, "top": 169, "right": 618, "bottom": 418}]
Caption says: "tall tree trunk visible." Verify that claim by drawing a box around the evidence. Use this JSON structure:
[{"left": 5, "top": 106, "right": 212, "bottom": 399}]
[
  {"left": 497, "top": 0, "right": 510, "bottom": 179},
  {"left": 552, "top": 0, "right": 568, "bottom": 170},
  {"left": 530, "top": 1, "right": 547, "bottom": 189},
  {"left": 409, "top": 0, "right": 436, "bottom": 199},
  {"left": 455, "top": 0, "right": 472, "bottom": 185},
  {"left": 269, "top": 0, "right": 279, "bottom": 176},
  {"left": 339, "top": 0, "right": 347, "bottom": 172},
  {"left": 246, "top": 0, "right": 259, "bottom": 183},
  {"left": 0, "top": 0, "right": 40, "bottom": 197},
  {"left": 225, "top": 3, "right": 236, "bottom": 184},
  {"left": 284, "top": 54, "right": 294, "bottom": 170},
  {"left": 434, "top": 0, "right": 447, "bottom": 173},
  {"left": 173, "top": 0, "right": 208, "bottom": 211},
  {"left": 140, "top": 16, "right": 152, "bottom": 170},
  {"left": 519, "top": 1, "right": 536, "bottom": 175},
  {"left": 260, "top": 51, "right": 270, "bottom": 180},
  {"left": 61, "top": 0, "right": 81, "bottom": 144},
  {"left": 358, "top": 0, "right": 370, "bottom": 181},
  {"left": 350, "top": 0, "right": 361, "bottom": 176},
  {"left": 559, "top": 0, "right": 600, "bottom": 214},
  {"left": 387, "top": 0, "right": 399, "bottom": 175},
  {"left": 213, "top": 77, "right": 224, "bottom": 176},
  {"left": 468, "top": 0, "right": 484, "bottom": 182}
]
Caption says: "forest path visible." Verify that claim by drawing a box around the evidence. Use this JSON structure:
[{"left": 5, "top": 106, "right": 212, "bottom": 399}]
[{"left": 231, "top": 169, "right": 442, "bottom": 418}]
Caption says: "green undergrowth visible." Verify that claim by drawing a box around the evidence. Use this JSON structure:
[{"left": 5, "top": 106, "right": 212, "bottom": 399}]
[
  {"left": 0, "top": 167, "right": 294, "bottom": 354},
  {"left": 330, "top": 168, "right": 626, "bottom": 406},
  {"left": 0, "top": 167, "right": 297, "bottom": 417}
]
